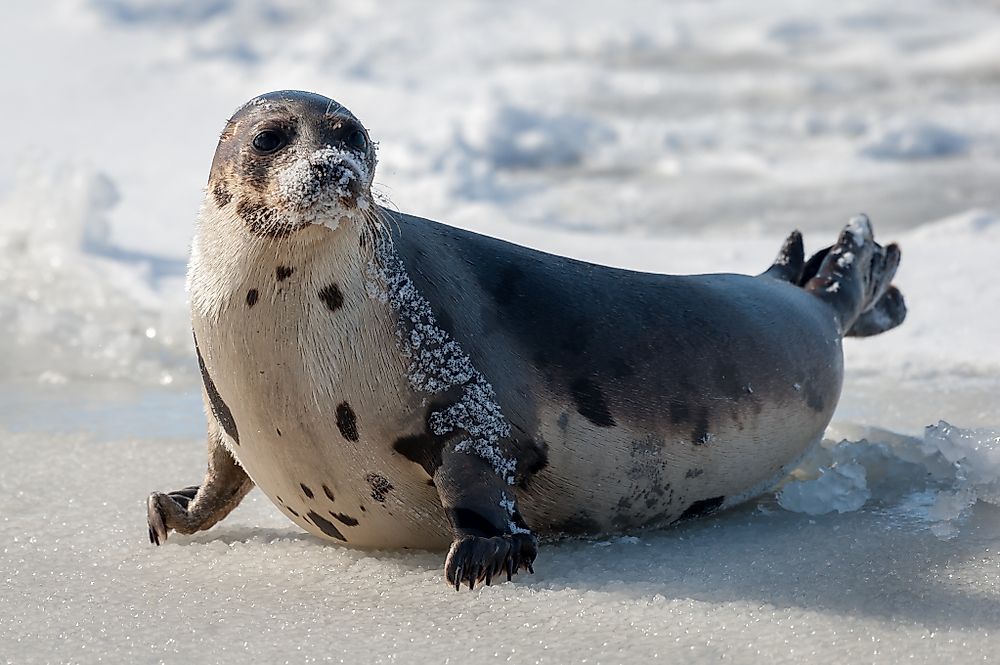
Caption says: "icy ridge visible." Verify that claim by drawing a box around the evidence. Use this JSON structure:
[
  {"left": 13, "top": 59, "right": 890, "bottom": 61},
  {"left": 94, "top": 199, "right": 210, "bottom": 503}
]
[
  {"left": 0, "top": 164, "right": 190, "bottom": 385},
  {"left": 779, "top": 421, "right": 1000, "bottom": 539}
]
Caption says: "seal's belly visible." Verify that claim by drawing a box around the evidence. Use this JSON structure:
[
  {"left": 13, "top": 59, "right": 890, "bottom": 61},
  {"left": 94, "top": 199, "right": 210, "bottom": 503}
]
[
  {"left": 199, "top": 310, "right": 839, "bottom": 547},
  {"left": 193, "top": 267, "right": 454, "bottom": 549},
  {"left": 204, "top": 352, "right": 453, "bottom": 548},
  {"left": 231, "top": 410, "right": 452, "bottom": 550},
  {"left": 520, "top": 368, "right": 841, "bottom": 538}
]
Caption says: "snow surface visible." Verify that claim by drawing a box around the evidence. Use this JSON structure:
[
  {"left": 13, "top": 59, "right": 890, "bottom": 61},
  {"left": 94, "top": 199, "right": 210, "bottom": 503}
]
[{"left": 1, "top": 1, "right": 1000, "bottom": 663}]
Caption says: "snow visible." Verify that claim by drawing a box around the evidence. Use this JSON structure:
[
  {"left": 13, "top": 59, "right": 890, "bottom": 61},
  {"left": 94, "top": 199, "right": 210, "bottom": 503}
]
[
  {"left": 861, "top": 120, "right": 970, "bottom": 161},
  {"left": 277, "top": 147, "right": 370, "bottom": 216},
  {"left": 2, "top": 0, "right": 1000, "bottom": 662}
]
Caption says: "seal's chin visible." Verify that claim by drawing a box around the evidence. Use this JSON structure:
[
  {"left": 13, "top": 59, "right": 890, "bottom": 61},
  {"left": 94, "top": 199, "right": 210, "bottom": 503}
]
[{"left": 278, "top": 147, "right": 373, "bottom": 231}]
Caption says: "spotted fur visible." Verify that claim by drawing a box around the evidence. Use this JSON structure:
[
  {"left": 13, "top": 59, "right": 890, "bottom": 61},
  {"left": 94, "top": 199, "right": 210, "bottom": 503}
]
[{"left": 163, "top": 92, "right": 903, "bottom": 591}]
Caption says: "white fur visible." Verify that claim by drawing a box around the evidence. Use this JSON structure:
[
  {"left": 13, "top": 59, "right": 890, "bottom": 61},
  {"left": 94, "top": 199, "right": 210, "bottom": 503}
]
[
  {"left": 188, "top": 180, "right": 519, "bottom": 545},
  {"left": 189, "top": 200, "right": 453, "bottom": 548}
]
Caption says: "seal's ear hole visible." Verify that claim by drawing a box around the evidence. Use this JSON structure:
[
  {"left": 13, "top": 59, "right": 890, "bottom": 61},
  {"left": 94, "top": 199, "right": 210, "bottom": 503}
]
[
  {"left": 252, "top": 129, "right": 288, "bottom": 154},
  {"left": 346, "top": 129, "right": 368, "bottom": 152}
]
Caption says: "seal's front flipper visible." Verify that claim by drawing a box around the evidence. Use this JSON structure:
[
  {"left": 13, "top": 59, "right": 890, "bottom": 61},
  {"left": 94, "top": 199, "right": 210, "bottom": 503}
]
[
  {"left": 435, "top": 448, "right": 536, "bottom": 590},
  {"left": 761, "top": 230, "right": 805, "bottom": 283},
  {"left": 804, "top": 214, "right": 903, "bottom": 335},
  {"left": 147, "top": 424, "right": 253, "bottom": 545}
]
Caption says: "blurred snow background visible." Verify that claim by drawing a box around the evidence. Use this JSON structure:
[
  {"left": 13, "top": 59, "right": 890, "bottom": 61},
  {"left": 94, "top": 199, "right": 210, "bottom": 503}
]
[{"left": 1, "top": 1, "right": 999, "bottom": 662}]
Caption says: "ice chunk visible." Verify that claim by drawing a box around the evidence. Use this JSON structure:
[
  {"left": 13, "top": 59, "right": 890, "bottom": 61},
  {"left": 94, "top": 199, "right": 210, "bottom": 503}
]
[
  {"left": 778, "top": 461, "right": 870, "bottom": 514},
  {"left": 779, "top": 422, "right": 1000, "bottom": 538}
]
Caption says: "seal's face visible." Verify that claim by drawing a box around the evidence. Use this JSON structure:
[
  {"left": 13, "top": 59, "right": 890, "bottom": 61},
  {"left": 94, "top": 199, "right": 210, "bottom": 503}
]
[{"left": 208, "top": 90, "right": 377, "bottom": 237}]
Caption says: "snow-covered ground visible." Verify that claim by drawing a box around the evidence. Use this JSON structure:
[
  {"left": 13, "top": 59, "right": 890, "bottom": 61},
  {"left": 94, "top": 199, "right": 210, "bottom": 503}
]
[{"left": 1, "top": 1, "right": 999, "bottom": 662}]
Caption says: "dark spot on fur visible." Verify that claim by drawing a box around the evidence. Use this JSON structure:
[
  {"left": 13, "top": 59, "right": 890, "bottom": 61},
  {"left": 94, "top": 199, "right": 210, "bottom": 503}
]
[
  {"left": 195, "top": 335, "right": 239, "bottom": 445},
  {"left": 490, "top": 265, "right": 524, "bottom": 307},
  {"left": 449, "top": 508, "right": 502, "bottom": 538},
  {"left": 276, "top": 265, "right": 294, "bottom": 281},
  {"left": 516, "top": 440, "right": 549, "bottom": 489},
  {"left": 306, "top": 510, "right": 347, "bottom": 541},
  {"left": 287, "top": 507, "right": 300, "bottom": 517},
  {"left": 330, "top": 512, "right": 359, "bottom": 527},
  {"left": 335, "top": 402, "right": 359, "bottom": 441},
  {"left": 366, "top": 473, "right": 393, "bottom": 503},
  {"left": 300, "top": 483, "right": 314, "bottom": 499},
  {"left": 276, "top": 496, "right": 283, "bottom": 504},
  {"left": 804, "top": 381, "right": 826, "bottom": 412},
  {"left": 685, "top": 468, "right": 705, "bottom": 479},
  {"left": 393, "top": 433, "right": 444, "bottom": 477},
  {"left": 212, "top": 182, "right": 232, "bottom": 207},
  {"left": 359, "top": 504, "right": 366, "bottom": 512},
  {"left": 569, "top": 377, "right": 616, "bottom": 428},
  {"left": 678, "top": 496, "right": 725, "bottom": 521},
  {"left": 318, "top": 283, "right": 344, "bottom": 312},
  {"left": 246, "top": 289, "right": 259, "bottom": 308},
  {"left": 691, "top": 412, "right": 711, "bottom": 445},
  {"left": 322, "top": 484, "right": 336, "bottom": 502},
  {"left": 276, "top": 427, "right": 282, "bottom": 436}
]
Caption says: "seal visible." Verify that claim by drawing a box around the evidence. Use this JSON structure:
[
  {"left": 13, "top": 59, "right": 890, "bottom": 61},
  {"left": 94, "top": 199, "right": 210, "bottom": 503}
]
[{"left": 147, "top": 90, "right": 906, "bottom": 590}]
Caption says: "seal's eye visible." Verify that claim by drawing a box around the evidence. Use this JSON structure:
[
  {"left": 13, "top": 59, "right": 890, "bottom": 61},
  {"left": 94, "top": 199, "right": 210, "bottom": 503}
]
[
  {"left": 346, "top": 129, "right": 368, "bottom": 152},
  {"left": 252, "top": 129, "right": 287, "bottom": 154}
]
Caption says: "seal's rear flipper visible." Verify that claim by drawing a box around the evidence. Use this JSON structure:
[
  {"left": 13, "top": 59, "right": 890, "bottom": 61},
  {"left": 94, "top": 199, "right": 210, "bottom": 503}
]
[
  {"left": 803, "top": 214, "right": 903, "bottom": 335},
  {"left": 761, "top": 230, "right": 805, "bottom": 283},
  {"left": 798, "top": 245, "right": 831, "bottom": 287},
  {"left": 845, "top": 285, "right": 906, "bottom": 337}
]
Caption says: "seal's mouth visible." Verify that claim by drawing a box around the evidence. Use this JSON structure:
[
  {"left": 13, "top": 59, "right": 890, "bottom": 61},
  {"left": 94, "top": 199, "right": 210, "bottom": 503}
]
[{"left": 276, "top": 147, "right": 372, "bottom": 229}]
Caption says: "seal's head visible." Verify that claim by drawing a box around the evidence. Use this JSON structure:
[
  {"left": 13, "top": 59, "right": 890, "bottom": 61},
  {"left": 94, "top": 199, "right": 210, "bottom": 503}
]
[{"left": 208, "top": 90, "right": 377, "bottom": 237}]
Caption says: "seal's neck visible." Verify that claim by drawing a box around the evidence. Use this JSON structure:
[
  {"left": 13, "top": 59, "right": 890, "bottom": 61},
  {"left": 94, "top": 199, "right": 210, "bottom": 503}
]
[{"left": 188, "top": 203, "right": 371, "bottom": 322}]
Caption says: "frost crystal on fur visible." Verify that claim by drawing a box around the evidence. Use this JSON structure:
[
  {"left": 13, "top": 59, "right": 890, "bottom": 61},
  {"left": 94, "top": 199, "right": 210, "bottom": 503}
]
[
  {"left": 277, "top": 147, "right": 371, "bottom": 228},
  {"left": 368, "top": 235, "right": 516, "bottom": 484},
  {"left": 500, "top": 496, "right": 531, "bottom": 535},
  {"left": 846, "top": 214, "right": 871, "bottom": 244}
]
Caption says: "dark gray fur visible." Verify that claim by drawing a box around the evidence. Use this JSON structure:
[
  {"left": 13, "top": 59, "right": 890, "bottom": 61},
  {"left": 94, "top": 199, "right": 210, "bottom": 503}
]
[{"left": 383, "top": 211, "right": 863, "bottom": 534}]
